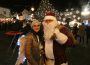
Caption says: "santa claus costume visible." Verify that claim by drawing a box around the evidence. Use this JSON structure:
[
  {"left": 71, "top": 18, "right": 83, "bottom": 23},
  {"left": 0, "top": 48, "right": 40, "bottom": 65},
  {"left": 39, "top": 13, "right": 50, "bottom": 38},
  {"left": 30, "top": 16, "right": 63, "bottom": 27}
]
[{"left": 42, "top": 11, "right": 74, "bottom": 65}]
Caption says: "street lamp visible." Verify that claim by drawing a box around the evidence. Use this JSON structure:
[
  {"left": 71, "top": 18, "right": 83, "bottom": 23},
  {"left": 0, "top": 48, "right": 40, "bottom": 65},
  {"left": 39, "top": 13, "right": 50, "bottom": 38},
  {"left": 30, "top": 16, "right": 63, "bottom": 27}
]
[
  {"left": 31, "top": 7, "right": 35, "bottom": 12},
  {"left": 30, "top": 7, "right": 35, "bottom": 20},
  {"left": 81, "top": 3, "right": 90, "bottom": 16}
]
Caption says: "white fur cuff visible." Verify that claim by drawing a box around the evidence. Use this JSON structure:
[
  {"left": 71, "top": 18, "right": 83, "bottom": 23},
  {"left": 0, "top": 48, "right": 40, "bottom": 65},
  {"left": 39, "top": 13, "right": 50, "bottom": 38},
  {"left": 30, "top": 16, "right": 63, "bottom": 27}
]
[{"left": 54, "top": 28, "right": 68, "bottom": 44}]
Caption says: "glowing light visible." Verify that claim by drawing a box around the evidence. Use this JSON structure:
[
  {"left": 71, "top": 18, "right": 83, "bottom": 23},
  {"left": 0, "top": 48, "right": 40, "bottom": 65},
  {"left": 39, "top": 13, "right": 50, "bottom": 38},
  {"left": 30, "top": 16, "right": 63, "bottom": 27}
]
[
  {"left": 66, "top": 9, "right": 69, "bottom": 11},
  {"left": 16, "top": 35, "right": 25, "bottom": 46},
  {"left": 16, "top": 14, "right": 19, "bottom": 19},
  {"left": 84, "top": 7, "right": 89, "bottom": 11},
  {"left": 63, "top": 18, "right": 66, "bottom": 21},
  {"left": 71, "top": 8, "right": 74, "bottom": 11},
  {"left": 60, "top": 13, "right": 63, "bottom": 16},
  {"left": 31, "top": 7, "right": 35, "bottom": 11},
  {"left": 76, "top": 10, "right": 80, "bottom": 14},
  {"left": 73, "top": 15, "right": 76, "bottom": 18},
  {"left": 81, "top": 11, "right": 90, "bottom": 16},
  {"left": 70, "top": 12, "right": 73, "bottom": 15},
  {"left": 77, "top": 17, "right": 81, "bottom": 20},
  {"left": 81, "top": 4, "right": 90, "bottom": 16},
  {"left": 30, "top": 14, "right": 34, "bottom": 18},
  {"left": 69, "top": 19, "right": 81, "bottom": 27},
  {"left": 85, "top": 20, "right": 89, "bottom": 25}
]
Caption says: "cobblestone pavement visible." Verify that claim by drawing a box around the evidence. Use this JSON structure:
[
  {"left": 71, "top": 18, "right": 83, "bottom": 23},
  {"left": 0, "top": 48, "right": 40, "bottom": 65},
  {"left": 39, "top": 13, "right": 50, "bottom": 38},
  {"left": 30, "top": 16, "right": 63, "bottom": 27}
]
[{"left": 0, "top": 31, "right": 90, "bottom": 65}]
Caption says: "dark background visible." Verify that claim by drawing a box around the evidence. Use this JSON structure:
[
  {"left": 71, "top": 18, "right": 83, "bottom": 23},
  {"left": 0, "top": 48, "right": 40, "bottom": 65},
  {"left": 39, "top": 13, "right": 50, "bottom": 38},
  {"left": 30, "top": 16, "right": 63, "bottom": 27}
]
[{"left": 0, "top": 0, "right": 84, "bottom": 12}]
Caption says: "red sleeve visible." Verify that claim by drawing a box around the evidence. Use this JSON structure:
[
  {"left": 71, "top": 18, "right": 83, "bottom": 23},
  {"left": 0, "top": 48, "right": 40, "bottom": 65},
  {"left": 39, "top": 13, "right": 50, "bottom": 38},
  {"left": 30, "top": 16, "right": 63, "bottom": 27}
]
[{"left": 60, "top": 26, "right": 74, "bottom": 47}]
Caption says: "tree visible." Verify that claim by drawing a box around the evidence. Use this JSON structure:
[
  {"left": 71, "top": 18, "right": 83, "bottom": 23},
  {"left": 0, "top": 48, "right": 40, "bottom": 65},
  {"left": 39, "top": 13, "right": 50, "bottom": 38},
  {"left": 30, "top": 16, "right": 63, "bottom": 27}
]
[{"left": 34, "top": 0, "right": 59, "bottom": 21}]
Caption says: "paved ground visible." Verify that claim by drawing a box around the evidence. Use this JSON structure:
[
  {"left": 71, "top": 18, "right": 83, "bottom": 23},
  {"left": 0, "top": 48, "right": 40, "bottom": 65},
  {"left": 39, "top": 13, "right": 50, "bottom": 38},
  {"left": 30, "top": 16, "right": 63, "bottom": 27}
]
[{"left": 0, "top": 31, "right": 90, "bottom": 65}]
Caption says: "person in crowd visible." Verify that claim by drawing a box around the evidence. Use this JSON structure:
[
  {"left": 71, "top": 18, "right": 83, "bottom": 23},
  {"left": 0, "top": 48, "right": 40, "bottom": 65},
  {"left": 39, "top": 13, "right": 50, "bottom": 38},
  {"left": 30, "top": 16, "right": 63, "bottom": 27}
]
[
  {"left": 21, "top": 21, "right": 31, "bottom": 34},
  {"left": 15, "top": 20, "right": 31, "bottom": 65},
  {"left": 15, "top": 35, "right": 26, "bottom": 65},
  {"left": 72, "top": 23, "right": 78, "bottom": 39},
  {"left": 78, "top": 23, "right": 86, "bottom": 44},
  {"left": 42, "top": 11, "right": 75, "bottom": 65},
  {"left": 12, "top": 17, "right": 20, "bottom": 31},
  {"left": 65, "top": 18, "right": 71, "bottom": 30},
  {"left": 15, "top": 19, "right": 44, "bottom": 65},
  {"left": 86, "top": 25, "right": 90, "bottom": 44}
]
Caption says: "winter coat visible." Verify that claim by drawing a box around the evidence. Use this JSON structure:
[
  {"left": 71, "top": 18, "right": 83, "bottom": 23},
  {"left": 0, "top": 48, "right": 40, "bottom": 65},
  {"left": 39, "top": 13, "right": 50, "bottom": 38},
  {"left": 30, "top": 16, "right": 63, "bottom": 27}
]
[
  {"left": 43, "top": 25, "right": 74, "bottom": 65},
  {"left": 25, "top": 32, "right": 44, "bottom": 65}
]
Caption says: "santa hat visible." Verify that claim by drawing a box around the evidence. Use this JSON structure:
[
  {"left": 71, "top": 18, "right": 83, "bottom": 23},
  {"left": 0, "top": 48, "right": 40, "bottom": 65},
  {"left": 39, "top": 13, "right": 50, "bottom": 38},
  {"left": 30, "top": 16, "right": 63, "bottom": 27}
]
[{"left": 44, "top": 11, "right": 57, "bottom": 21}]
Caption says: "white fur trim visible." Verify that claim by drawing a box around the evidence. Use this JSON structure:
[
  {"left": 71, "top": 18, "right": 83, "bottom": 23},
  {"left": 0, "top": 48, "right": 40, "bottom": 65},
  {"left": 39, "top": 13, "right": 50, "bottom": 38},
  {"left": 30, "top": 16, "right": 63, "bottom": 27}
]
[
  {"left": 45, "top": 40, "right": 54, "bottom": 59},
  {"left": 61, "top": 62, "right": 68, "bottom": 65},
  {"left": 44, "top": 16, "right": 57, "bottom": 21},
  {"left": 45, "top": 59, "right": 55, "bottom": 65},
  {"left": 54, "top": 28, "right": 68, "bottom": 44}
]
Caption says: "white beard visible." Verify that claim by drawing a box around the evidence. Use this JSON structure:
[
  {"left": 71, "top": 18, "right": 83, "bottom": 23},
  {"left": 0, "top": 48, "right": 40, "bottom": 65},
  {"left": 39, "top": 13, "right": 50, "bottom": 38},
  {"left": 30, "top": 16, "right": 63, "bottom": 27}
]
[
  {"left": 43, "top": 21, "right": 58, "bottom": 59},
  {"left": 43, "top": 21, "right": 57, "bottom": 40}
]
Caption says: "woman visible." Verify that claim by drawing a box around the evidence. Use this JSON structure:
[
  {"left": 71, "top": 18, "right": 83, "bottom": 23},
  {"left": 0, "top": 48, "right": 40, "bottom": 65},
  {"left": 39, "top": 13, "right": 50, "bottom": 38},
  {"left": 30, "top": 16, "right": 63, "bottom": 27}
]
[
  {"left": 15, "top": 19, "right": 44, "bottom": 65},
  {"left": 25, "top": 19, "right": 44, "bottom": 65}
]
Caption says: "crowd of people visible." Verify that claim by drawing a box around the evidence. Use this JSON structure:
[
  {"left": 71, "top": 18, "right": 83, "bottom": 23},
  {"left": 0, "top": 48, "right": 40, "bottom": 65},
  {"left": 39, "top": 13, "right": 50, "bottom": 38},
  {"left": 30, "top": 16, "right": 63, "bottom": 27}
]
[{"left": 72, "top": 22, "right": 90, "bottom": 46}]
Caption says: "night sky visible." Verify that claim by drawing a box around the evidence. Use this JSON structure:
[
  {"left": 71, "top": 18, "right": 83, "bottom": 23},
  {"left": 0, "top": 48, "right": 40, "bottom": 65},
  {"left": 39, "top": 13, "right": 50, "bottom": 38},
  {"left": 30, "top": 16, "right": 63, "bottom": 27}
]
[
  {"left": 51, "top": 0, "right": 81, "bottom": 11},
  {"left": 0, "top": 0, "right": 81, "bottom": 12}
]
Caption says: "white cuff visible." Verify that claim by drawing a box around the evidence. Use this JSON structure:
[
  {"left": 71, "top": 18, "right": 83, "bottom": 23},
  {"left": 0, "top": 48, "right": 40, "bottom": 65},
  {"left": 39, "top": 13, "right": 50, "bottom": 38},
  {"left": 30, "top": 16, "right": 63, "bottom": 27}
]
[{"left": 54, "top": 28, "right": 68, "bottom": 44}]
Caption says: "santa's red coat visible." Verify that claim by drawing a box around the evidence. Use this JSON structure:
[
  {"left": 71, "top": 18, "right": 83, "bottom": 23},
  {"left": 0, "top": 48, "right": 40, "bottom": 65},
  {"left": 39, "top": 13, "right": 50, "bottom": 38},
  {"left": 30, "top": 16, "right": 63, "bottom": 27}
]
[{"left": 43, "top": 25, "right": 74, "bottom": 65}]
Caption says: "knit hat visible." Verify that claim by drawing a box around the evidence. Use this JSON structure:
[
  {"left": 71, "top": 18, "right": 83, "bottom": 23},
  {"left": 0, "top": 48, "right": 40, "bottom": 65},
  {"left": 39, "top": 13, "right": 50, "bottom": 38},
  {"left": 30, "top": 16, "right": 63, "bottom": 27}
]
[
  {"left": 31, "top": 19, "right": 41, "bottom": 28},
  {"left": 44, "top": 11, "right": 57, "bottom": 21}
]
